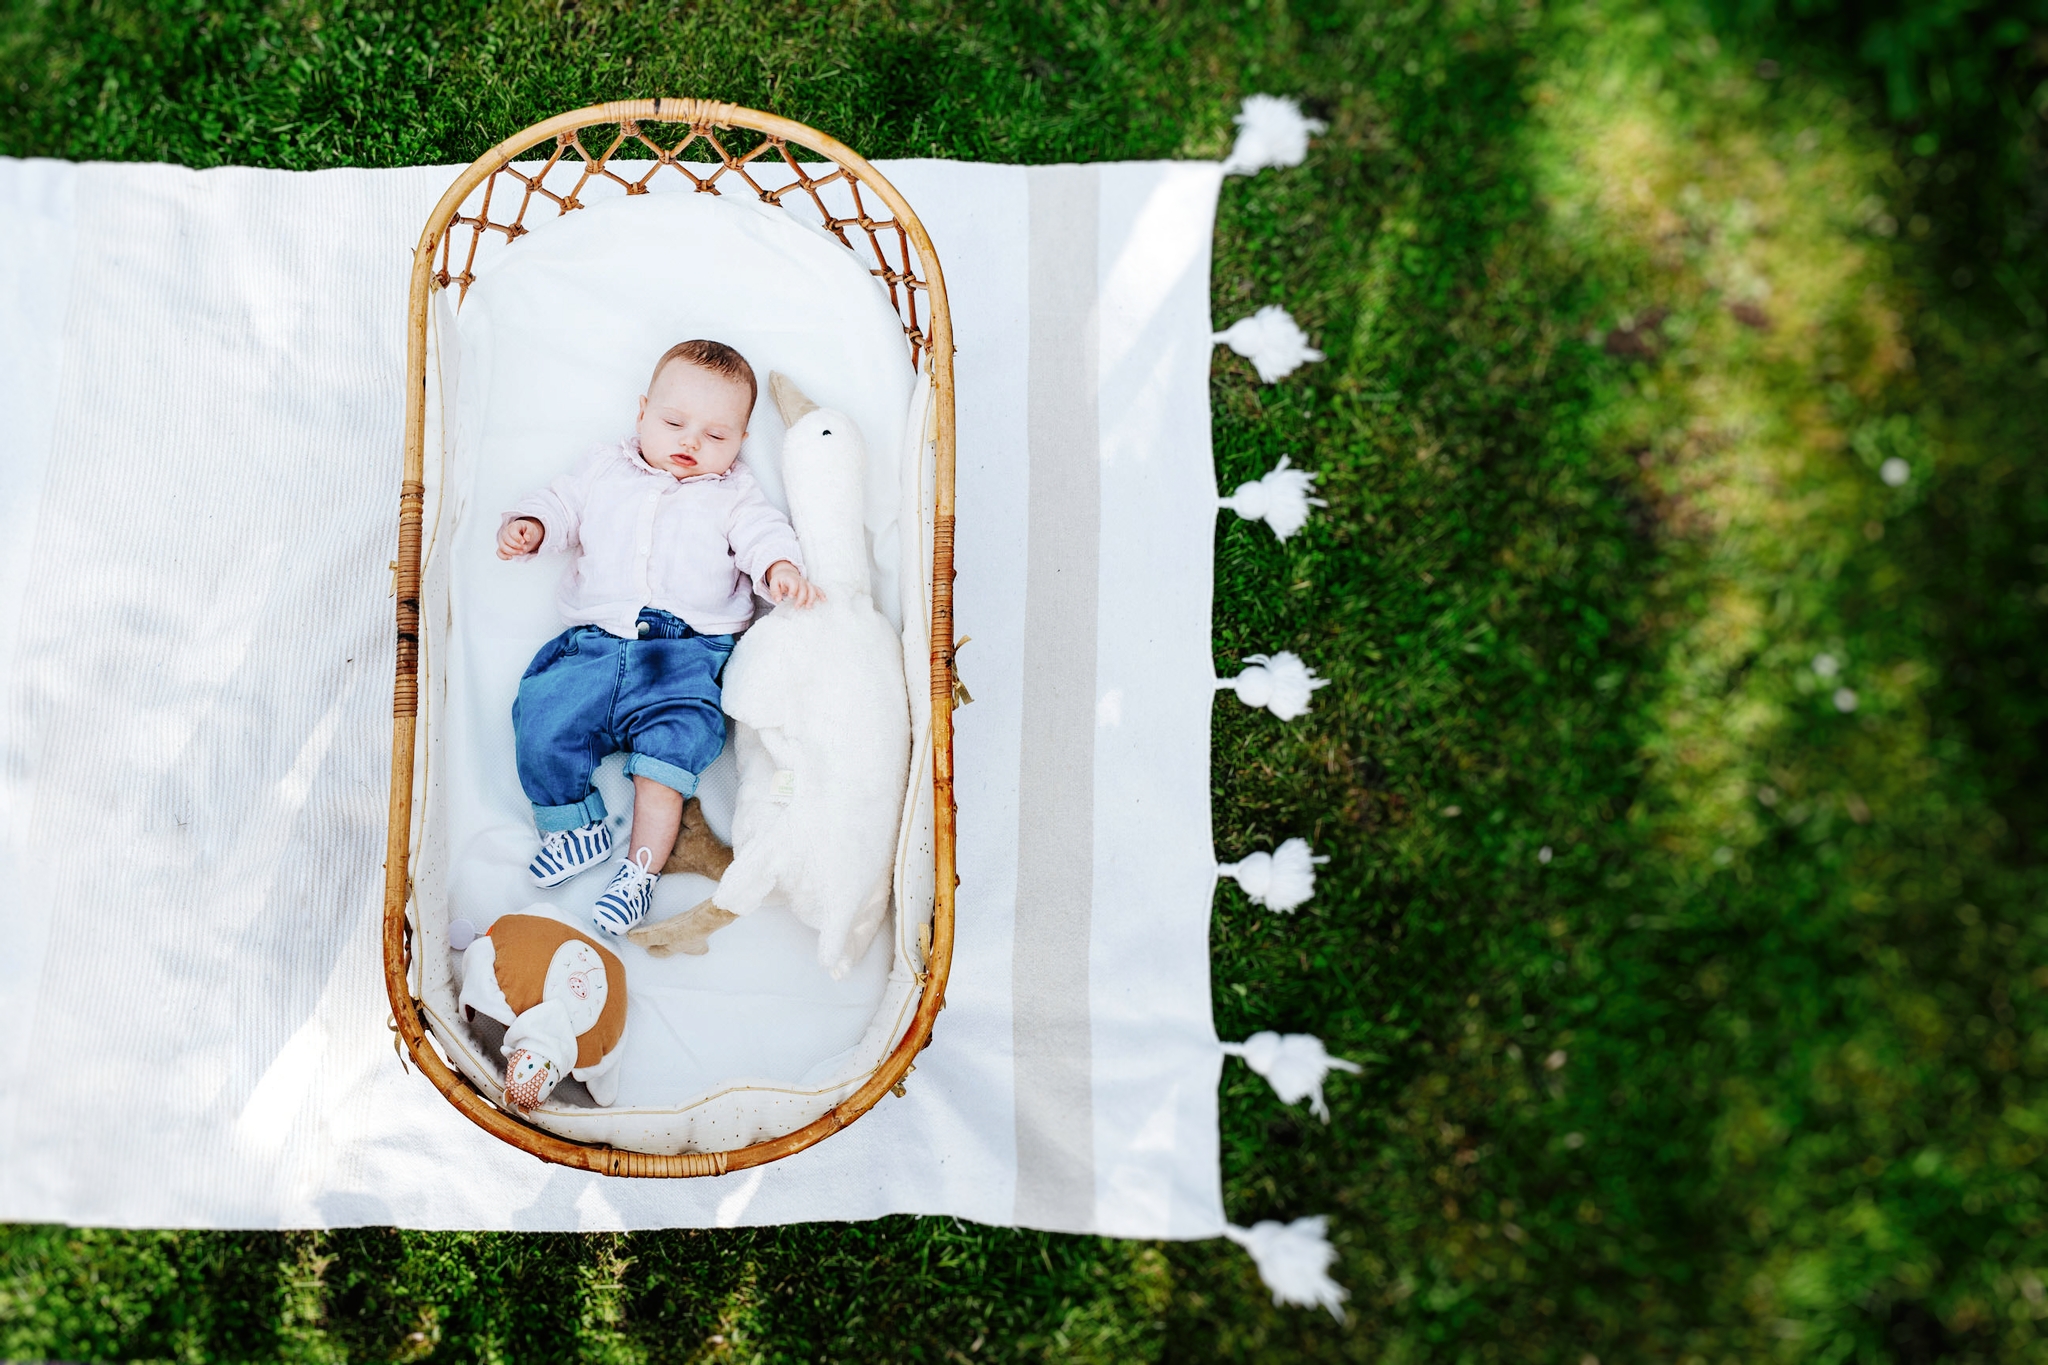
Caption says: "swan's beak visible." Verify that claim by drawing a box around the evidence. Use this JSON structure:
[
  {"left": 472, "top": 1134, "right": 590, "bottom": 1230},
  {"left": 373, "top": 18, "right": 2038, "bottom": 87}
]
[{"left": 770, "top": 371, "right": 819, "bottom": 426}]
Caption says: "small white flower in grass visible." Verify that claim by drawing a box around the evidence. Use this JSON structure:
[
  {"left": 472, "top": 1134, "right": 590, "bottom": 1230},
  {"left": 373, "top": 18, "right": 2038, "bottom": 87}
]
[
  {"left": 1221, "top": 456, "right": 1327, "bottom": 539},
  {"left": 1221, "top": 1032, "right": 1362, "bottom": 1122},
  {"left": 1220, "top": 94, "right": 1328, "bottom": 175},
  {"left": 1214, "top": 306, "right": 1325, "bottom": 383},
  {"left": 1881, "top": 457, "right": 1912, "bottom": 487},
  {"left": 1538, "top": 845, "right": 1554, "bottom": 864},
  {"left": 1812, "top": 653, "right": 1840, "bottom": 679},
  {"left": 1834, "top": 687, "right": 1860, "bottom": 713},
  {"left": 1217, "top": 652, "right": 1329, "bottom": 720},
  {"left": 1219, "top": 838, "right": 1329, "bottom": 911},
  {"left": 1224, "top": 1217, "right": 1350, "bottom": 1322}
]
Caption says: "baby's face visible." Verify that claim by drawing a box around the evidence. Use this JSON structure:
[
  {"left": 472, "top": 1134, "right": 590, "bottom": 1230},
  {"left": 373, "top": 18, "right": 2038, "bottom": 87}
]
[{"left": 636, "top": 361, "right": 752, "bottom": 478}]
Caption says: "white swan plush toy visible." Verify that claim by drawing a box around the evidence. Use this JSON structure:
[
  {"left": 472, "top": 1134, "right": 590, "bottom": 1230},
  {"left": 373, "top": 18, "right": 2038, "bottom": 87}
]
[{"left": 634, "top": 372, "right": 910, "bottom": 978}]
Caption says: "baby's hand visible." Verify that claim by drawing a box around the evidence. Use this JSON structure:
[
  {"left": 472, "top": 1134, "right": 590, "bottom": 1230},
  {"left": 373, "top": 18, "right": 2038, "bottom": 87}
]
[
  {"left": 764, "top": 559, "right": 823, "bottom": 609},
  {"left": 497, "top": 517, "right": 544, "bottom": 559}
]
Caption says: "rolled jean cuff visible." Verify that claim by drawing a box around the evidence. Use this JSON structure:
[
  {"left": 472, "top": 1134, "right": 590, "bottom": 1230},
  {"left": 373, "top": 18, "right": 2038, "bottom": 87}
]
[
  {"left": 532, "top": 789, "right": 608, "bottom": 834},
  {"left": 624, "top": 753, "right": 699, "bottom": 797}
]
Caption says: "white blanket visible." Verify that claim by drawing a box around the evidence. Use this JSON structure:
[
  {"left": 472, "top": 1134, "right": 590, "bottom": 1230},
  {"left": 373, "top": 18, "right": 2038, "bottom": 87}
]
[{"left": 0, "top": 154, "right": 1226, "bottom": 1236}]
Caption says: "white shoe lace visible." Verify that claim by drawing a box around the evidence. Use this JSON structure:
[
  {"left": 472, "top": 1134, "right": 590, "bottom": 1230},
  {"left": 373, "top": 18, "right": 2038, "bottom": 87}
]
[
  {"left": 537, "top": 823, "right": 606, "bottom": 869},
  {"left": 603, "top": 847, "right": 656, "bottom": 898},
  {"left": 620, "top": 847, "right": 656, "bottom": 888},
  {"left": 596, "top": 850, "right": 657, "bottom": 931}
]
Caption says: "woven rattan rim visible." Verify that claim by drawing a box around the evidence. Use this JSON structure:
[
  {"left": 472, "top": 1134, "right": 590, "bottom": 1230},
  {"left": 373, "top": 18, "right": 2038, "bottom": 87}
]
[{"left": 383, "top": 99, "right": 958, "bottom": 1177}]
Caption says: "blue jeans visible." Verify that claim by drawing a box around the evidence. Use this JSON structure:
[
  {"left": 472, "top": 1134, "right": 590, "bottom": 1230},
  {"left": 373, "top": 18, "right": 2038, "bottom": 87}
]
[{"left": 513, "top": 609, "right": 735, "bottom": 833}]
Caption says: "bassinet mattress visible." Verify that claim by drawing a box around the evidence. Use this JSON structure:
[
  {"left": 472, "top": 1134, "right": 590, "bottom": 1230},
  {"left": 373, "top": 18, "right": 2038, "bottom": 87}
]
[{"left": 416, "top": 188, "right": 923, "bottom": 1150}]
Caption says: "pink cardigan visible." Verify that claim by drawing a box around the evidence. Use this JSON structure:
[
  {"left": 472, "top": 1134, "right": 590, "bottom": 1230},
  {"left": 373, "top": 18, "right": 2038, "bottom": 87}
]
[{"left": 503, "top": 437, "right": 803, "bottom": 639}]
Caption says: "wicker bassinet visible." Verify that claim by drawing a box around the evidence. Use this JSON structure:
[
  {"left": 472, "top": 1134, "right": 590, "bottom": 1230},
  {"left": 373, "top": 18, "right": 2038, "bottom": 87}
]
[{"left": 383, "top": 100, "right": 957, "bottom": 1176}]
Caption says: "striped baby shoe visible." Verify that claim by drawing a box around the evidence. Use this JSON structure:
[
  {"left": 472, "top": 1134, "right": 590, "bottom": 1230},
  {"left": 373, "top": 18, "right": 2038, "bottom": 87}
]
[
  {"left": 591, "top": 849, "right": 659, "bottom": 936},
  {"left": 528, "top": 819, "right": 614, "bottom": 887}
]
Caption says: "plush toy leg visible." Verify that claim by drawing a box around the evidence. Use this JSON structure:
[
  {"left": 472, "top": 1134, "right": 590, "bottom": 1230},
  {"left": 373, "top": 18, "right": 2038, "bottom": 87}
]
[
  {"left": 628, "top": 897, "right": 741, "bottom": 957},
  {"left": 661, "top": 798, "right": 733, "bottom": 879},
  {"left": 584, "top": 1062, "right": 622, "bottom": 1106},
  {"left": 813, "top": 870, "right": 894, "bottom": 980},
  {"left": 710, "top": 840, "right": 780, "bottom": 919}
]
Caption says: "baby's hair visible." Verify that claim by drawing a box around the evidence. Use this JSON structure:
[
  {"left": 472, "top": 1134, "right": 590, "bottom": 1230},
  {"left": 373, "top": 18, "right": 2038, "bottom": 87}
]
[{"left": 649, "top": 339, "right": 758, "bottom": 413}]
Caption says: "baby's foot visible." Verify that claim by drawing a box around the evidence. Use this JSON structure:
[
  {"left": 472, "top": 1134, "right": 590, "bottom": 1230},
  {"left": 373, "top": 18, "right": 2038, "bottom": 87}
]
[
  {"left": 592, "top": 849, "right": 659, "bottom": 936},
  {"left": 528, "top": 819, "right": 613, "bottom": 887}
]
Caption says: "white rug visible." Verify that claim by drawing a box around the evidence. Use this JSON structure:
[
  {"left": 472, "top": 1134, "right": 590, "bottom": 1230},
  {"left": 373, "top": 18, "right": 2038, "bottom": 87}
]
[{"left": 0, "top": 153, "right": 1226, "bottom": 1236}]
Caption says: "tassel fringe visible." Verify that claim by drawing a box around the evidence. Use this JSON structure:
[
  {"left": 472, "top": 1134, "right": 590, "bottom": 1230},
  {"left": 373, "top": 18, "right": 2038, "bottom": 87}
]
[
  {"left": 1221, "top": 1031, "right": 1361, "bottom": 1122},
  {"left": 1217, "top": 837, "right": 1329, "bottom": 912},
  {"left": 1214, "top": 306, "right": 1325, "bottom": 383},
  {"left": 1221, "top": 456, "right": 1326, "bottom": 540},
  {"left": 1217, "top": 651, "right": 1329, "bottom": 720},
  {"left": 1224, "top": 1217, "right": 1350, "bottom": 1321},
  {"left": 1211, "top": 97, "right": 1344, "bottom": 1328},
  {"left": 1220, "top": 95, "right": 1329, "bottom": 176}
]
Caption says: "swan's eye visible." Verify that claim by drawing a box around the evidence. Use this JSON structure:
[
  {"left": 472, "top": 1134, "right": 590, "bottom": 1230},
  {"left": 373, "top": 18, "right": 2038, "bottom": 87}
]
[{"left": 821, "top": 428, "right": 832, "bottom": 435}]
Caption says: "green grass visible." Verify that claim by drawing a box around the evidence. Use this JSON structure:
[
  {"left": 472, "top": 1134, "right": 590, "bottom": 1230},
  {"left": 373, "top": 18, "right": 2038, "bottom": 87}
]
[{"left": 4, "top": 0, "right": 2047, "bottom": 1359}]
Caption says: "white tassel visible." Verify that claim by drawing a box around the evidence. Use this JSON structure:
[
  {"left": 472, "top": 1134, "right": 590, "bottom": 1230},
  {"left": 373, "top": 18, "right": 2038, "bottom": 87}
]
[
  {"left": 1220, "top": 94, "right": 1328, "bottom": 176},
  {"left": 1217, "top": 651, "right": 1329, "bottom": 720},
  {"left": 1217, "top": 838, "right": 1328, "bottom": 912},
  {"left": 1221, "top": 1032, "right": 1361, "bottom": 1122},
  {"left": 1221, "top": 456, "right": 1326, "bottom": 540},
  {"left": 1214, "top": 306, "right": 1325, "bottom": 383},
  {"left": 1224, "top": 1217, "right": 1350, "bottom": 1322}
]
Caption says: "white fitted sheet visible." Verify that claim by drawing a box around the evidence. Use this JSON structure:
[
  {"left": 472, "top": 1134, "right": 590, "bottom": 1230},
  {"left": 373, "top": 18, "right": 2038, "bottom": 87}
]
[{"left": 434, "top": 187, "right": 915, "bottom": 1121}]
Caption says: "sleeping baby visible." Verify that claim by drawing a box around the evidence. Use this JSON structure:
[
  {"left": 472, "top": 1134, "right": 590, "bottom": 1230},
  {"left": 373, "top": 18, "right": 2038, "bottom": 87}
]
[{"left": 497, "top": 339, "right": 821, "bottom": 937}]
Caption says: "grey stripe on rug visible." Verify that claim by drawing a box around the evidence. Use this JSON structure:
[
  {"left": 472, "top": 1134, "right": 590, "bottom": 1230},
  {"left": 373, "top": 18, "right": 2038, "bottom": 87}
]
[{"left": 1011, "top": 162, "right": 1101, "bottom": 1231}]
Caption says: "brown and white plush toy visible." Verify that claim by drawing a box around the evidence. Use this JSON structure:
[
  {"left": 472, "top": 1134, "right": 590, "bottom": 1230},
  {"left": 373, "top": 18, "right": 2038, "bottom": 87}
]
[{"left": 459, "top": 912, "right": 628, "bottom": 1110}]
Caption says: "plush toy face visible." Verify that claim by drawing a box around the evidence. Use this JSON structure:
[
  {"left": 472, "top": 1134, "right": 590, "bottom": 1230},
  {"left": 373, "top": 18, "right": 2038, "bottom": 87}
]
[
  {"left": 772, "top": 380, "right": 871, "bottom": 596},
  {"left": 503, "top": 1047, "right": 561, "bottom": 1111},
  {"left": 543, "top": 939, "right": 609, "bottom": 1036}
]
